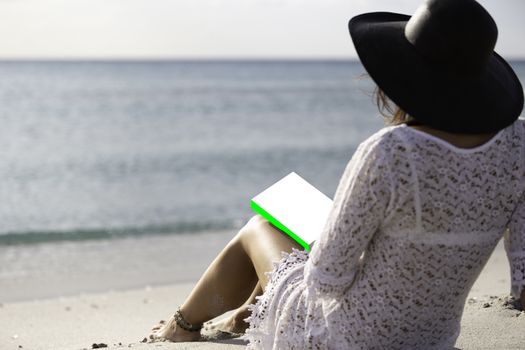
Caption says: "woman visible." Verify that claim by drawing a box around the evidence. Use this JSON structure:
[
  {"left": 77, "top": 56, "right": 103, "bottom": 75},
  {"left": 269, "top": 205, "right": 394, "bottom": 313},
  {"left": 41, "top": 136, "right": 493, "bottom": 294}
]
[{"left": 150, "top": 0, "right": 525, "bottom": 348}]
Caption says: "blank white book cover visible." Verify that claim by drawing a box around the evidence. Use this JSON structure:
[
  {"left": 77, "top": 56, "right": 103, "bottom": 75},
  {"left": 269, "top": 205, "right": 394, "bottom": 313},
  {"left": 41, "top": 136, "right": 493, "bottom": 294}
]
[{"left": 251, "top": 172, "right": 333, "bottom": 250}]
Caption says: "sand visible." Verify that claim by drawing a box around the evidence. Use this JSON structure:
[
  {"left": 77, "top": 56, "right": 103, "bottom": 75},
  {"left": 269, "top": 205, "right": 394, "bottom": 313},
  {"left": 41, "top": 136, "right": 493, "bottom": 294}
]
[
  {"left": 0, "top": 282, "right": 247, "bottom": 350},
  {"left": 1, "top": 238, "right": 524, "bottom": 350}
]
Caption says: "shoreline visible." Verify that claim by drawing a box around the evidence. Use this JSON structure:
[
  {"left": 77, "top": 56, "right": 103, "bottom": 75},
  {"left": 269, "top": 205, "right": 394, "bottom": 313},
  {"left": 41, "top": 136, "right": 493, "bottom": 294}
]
[{"left": 0, "top": 230, "right": 236, "bottom": 303}]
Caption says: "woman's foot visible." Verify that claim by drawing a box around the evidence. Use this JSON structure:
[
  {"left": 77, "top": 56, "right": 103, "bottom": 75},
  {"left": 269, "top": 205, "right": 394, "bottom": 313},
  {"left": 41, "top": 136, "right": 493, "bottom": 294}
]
[
  {"left": 149, "top": 315, "right": 203, "bottom": 342},
  {"left": 203, "top": 305, "right": 251, "bottom": 335},
  {"left": 150, "top": 319, "right": 165, "bottom": 332}
]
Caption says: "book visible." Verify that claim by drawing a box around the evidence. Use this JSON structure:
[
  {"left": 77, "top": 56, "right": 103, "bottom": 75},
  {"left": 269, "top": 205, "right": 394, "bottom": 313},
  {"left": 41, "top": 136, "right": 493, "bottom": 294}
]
[{"left": 250, "top": 172, "right": 333, "bottom": 251}]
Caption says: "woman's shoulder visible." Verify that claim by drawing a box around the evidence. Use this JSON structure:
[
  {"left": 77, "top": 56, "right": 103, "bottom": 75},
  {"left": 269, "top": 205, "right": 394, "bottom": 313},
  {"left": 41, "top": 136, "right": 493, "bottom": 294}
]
[
  {"left": 363, "top": 124, "right": 402, "bottom": 141},
  {"left": 356, "top": 125, "right": 406, "bottom": 157},
  {"left": 345, "top": 125, "right": 407, "bottom": 171},
  {"left": 361, "top": 117, "right": 525, "bottom": 154}
]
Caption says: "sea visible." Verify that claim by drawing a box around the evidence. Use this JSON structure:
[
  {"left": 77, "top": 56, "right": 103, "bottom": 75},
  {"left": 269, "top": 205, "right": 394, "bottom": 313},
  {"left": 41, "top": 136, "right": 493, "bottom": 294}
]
[{"left": 0, "top": 60, "right": 523, "bottom": 301}]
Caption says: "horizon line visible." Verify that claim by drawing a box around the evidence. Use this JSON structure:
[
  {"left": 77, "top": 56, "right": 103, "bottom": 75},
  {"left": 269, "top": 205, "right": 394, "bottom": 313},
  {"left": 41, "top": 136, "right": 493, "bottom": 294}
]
[
  {"left": 0, "top": 56, "right": 524, "bottom": 63},
  {"left": 0, "top": 57, "right": 357, "bottom": 62}
]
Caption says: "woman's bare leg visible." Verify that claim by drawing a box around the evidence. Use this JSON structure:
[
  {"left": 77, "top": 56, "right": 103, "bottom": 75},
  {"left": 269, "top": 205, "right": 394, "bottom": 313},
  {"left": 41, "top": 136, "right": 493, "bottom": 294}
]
[
  {"left": 150, "top": 282, "right": 262, "bottom": 336},
  {"left": 203, "top": 282, "right": 263, "bottom": 335},
  {"left": 149, "top": 215, "right": 302, "bottom": 342}
]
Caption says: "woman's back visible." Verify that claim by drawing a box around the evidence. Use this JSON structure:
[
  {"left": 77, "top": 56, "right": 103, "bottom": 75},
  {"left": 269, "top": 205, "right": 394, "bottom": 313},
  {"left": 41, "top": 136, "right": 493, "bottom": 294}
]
[
  {"left": 247, "top": 118, "right": 525, "bottom": 350},
  {"left": 345, "top": 119, "right": 525, "bottom": 348}
]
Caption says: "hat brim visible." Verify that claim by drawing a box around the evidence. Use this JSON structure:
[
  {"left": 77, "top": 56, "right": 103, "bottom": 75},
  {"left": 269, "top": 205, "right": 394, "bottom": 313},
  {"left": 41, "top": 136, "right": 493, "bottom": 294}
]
[{"left": 349, "top": 12, "right": 524, "bottom": 133}]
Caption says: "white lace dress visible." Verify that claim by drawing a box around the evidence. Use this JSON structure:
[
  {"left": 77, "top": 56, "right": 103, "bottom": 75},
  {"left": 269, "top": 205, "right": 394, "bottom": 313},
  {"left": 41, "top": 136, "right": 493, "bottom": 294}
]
[{"left": 245, "top": 118, "right": 525, "bottom": 350}]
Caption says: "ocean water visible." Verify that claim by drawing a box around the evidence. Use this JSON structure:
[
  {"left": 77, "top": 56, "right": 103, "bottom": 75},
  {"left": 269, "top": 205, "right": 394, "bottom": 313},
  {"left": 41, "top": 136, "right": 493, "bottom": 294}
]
[
  {"left": 0, "top": 60, "right": 524, "bottom": 246},
  {"left": 0, "top": 60, "right": 377, "bottom": 245}
]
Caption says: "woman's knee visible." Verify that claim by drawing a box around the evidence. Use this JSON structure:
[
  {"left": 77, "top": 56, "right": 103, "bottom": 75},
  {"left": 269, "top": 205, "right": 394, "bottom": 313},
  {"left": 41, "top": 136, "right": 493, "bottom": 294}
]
[
  {"left": 238, "top": 214, "right": 268, "bottom": 242},
  {"left": 248, "top": 214, "right": 267, "bottom": 226}
]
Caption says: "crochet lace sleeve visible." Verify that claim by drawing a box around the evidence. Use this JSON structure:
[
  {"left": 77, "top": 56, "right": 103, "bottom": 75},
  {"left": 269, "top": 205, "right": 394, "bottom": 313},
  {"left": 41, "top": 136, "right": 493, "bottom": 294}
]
[
  {"left": 303, "top": 136, "right": 393, "bottom": 298},
  {"left": 505, "top": 194, "right": 525, "bottom": 300}
]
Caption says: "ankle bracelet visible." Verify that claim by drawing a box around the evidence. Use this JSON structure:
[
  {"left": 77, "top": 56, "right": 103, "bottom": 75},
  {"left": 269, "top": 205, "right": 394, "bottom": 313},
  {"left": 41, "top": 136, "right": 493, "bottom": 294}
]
[{"left": 174, "top": 306, "right": 203, "bottom": 332}]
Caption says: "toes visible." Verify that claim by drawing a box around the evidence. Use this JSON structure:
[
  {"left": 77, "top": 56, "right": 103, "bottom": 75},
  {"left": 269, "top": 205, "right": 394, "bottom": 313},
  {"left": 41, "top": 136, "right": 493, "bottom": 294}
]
[
  {"left": 151, "top": 323, "right": 165, "bottom": 331},
  {"left": 150, "top": 326, "right": 165, "bottom": 336},
  {"left": 149, "top": 331, "right": 165, "bottom": 342},
  {"left": 149, "top": 330, "right": 158, "bottom": 338}
]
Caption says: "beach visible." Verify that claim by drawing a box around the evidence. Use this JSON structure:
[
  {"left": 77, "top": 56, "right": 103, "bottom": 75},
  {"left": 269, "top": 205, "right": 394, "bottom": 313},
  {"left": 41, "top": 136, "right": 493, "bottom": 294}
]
[
  {"left": 1, "top": 61, "right": 525, "bottom": 350},
  {"left": 1, "top": 230, "right": 524, "bottom": 350}
]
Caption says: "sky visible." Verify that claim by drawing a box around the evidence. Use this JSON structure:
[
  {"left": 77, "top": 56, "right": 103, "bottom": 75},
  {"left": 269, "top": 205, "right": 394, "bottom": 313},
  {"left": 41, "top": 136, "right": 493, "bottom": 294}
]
[{"left": 0, "top": 0, "right": 523, "bottom": 60}]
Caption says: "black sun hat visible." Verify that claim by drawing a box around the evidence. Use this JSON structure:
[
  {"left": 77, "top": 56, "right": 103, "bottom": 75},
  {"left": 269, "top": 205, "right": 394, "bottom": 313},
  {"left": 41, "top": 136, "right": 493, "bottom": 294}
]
[{"left": 349, "top": 0, "right": 524, "bottom": 134}]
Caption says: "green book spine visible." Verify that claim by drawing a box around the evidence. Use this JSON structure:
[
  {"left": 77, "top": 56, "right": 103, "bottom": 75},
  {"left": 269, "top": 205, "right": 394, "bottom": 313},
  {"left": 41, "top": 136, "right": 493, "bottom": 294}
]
[{"left": 250, "top": 199, "right": 311, "bottom": 251}]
